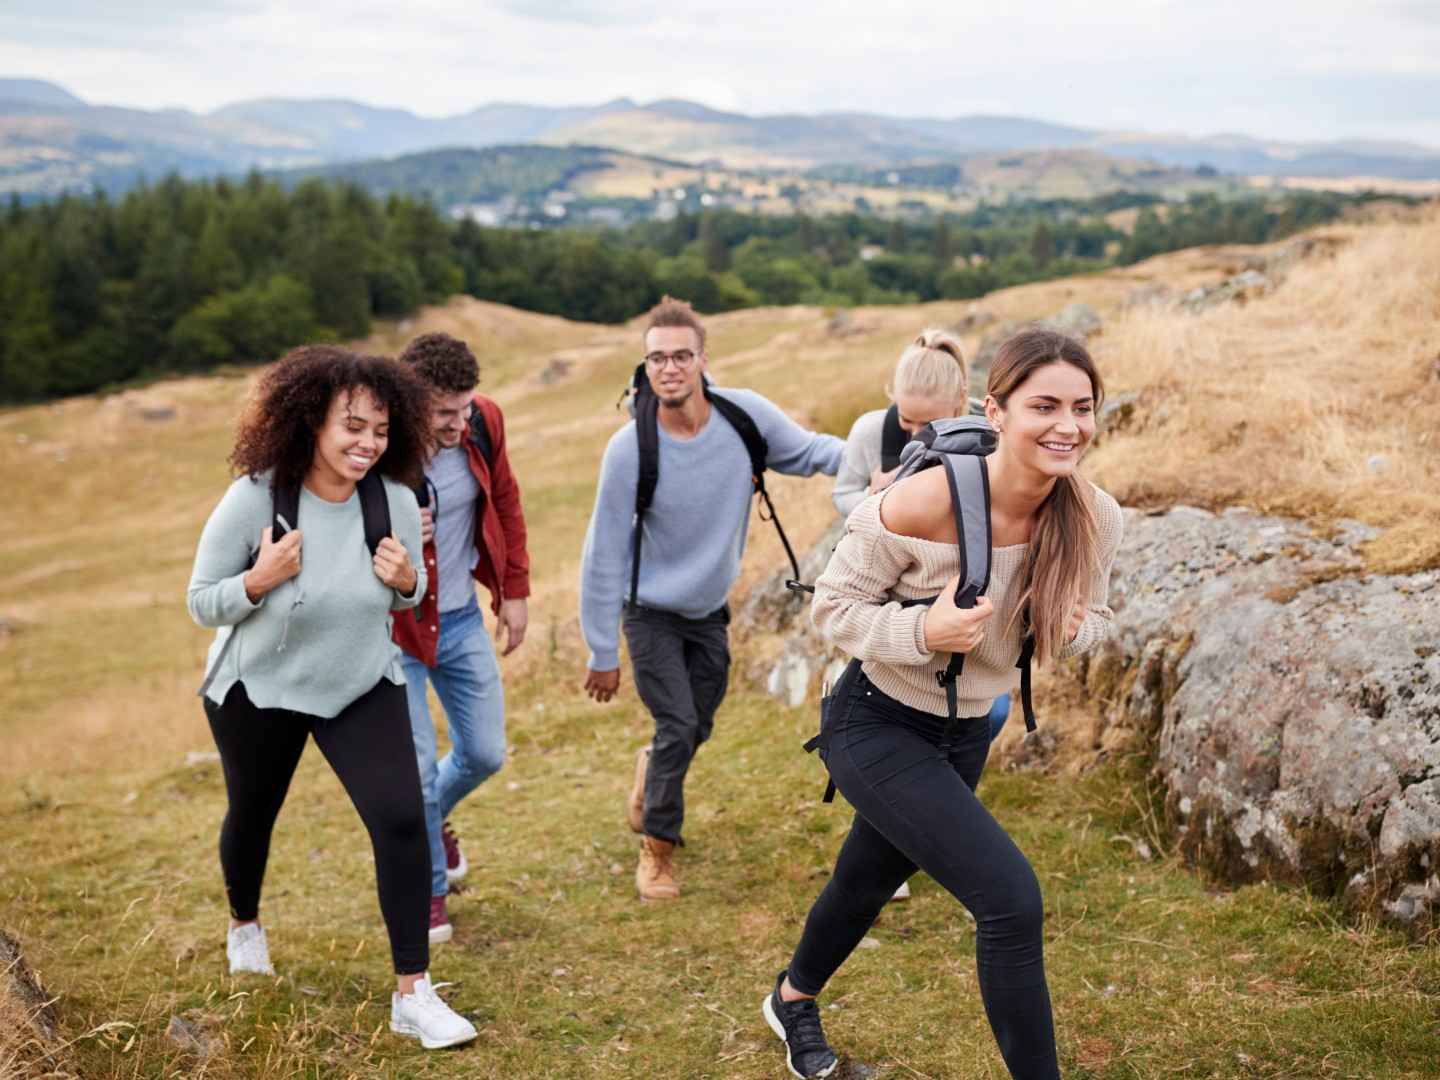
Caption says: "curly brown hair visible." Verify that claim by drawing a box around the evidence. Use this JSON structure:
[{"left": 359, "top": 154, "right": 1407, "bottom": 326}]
[
  {"left": 397, "top": 332, "right": 480, "bottom": 394},
  {"left": 230, "top": 345, "right": 431, "bottom": 491}
]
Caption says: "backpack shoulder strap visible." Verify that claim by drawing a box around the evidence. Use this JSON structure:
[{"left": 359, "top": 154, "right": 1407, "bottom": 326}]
[
  {"left": 706, "top": 388, "right": 803, "bottom": 586},
  {"left": 271, "top": 479, "right": 301, "bottom": 545},
  {"left": 467, "top": 402, "right": 495, "bottom": 468},
  {"left": 880, "top": 404, "right": 908, "bottom": 472},
  {"left": 267, "top": 473, "right": 388, "bottom": 559},
  {"left": 934, "top": 453, "right": 993, "bottom": 733},
  {"left": 356, "top": 471, "right": 392, "bottom": 557},
  {"left": 705, "top": 389, "right": 767, "bottom": 481},
  {"left": 1016, "top": 631, "right": 1037, "bottom": 732},
  {"left": 941, "top": 453, "right": 992, "bottom": 608},
  {"left": 630, "top": 379, "right": 660, "bottom": 609}
]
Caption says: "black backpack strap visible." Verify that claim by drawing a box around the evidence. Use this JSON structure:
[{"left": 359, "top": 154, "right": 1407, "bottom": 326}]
[
  {"left": 880, "top": 404, "right": 908, "bottom": 472},
  {"left": 706, "top": 389, "right": 803, "bottom": 586},
  {"left": 805, "top": 657, "right": 863, "bottom": 804},
  {"left": 271, "top": 480, "right": 301, "bottom": 546},
  {"left": 356, "top": 471, "right": 391, "bottom": 557},
  {"left": 272, "top": 474, "right": 388, "bottom": 558},
  {"left": 1017, "top": 631, "right": 1037, "bottom": 732},
  {"left": 467, "top": 403, "right": 495, "bottom": 469},
  {"left": 631, "top": 386, "right": 660, "bottom": 610}
]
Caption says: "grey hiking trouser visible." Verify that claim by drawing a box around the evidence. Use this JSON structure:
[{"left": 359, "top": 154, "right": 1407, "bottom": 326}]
[{"left": 622, "top": 604, "right": 731, "bottom": 845}]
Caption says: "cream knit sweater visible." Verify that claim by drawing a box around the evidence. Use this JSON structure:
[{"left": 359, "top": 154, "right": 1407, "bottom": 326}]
[{"left": 811, "top": 484, "right": 1124, "bottom": 718}]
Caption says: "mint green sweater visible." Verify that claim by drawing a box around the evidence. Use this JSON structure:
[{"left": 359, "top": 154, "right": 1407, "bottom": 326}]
[{"left": 187, "top": 472, "right": 426, "bottom": 718}]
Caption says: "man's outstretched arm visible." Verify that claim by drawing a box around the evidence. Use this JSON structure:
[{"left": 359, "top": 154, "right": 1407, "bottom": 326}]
[{"left": 578, "top": 429, "right": 637, "bottom": 699}]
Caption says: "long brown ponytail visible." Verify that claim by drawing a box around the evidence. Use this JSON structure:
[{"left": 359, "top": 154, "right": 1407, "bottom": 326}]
[{"left": 987, "top": 328, "right": 1105, "bottom": 666}]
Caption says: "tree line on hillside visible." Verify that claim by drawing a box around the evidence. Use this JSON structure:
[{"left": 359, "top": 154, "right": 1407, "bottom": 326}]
[{"left": 0, "top": 175, "right": 1394, "bottom": 403}]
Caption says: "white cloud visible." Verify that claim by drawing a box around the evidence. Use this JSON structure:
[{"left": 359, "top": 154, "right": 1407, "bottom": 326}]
[{"left": 0, "top": 0, "right": 1435, "bottom": 144}]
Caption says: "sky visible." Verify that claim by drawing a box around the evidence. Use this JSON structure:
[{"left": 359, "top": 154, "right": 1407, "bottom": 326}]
[{"left": 3, "top": 0, "right": 1439, "bottom": 147}]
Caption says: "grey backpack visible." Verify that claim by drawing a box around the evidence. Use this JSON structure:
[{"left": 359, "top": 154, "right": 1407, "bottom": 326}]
[{"left": 802, "top": 416, "right": 1036, "bottom": 801}]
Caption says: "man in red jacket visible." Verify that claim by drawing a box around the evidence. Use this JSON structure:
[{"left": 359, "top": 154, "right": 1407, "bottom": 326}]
[{"left": 394, "top": 333, "right": 530, "bottom": 945}]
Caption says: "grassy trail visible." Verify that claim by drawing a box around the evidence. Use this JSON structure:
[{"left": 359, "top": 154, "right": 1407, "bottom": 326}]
[{"left": 3, "top": 218, "right": 1439, "bottom": 1076}]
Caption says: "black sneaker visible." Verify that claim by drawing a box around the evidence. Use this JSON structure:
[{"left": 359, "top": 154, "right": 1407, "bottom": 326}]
[{"left": 761, "top": 970, "right": 838, "bottom": 1080}]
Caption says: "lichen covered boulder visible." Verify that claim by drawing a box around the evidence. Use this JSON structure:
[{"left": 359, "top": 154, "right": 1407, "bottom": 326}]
[{"left": 1078, "top": 506, "right": 1439, "bottom": 923}]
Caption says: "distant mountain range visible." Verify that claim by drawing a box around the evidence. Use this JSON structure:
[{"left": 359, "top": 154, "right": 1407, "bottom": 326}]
[{"left": 5, "top": 77, "right": 1440, "bottom": 199}]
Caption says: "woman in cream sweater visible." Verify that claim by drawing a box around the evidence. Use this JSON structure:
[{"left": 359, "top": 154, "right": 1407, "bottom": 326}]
[{"left": 762, "top": 328, "right": 1124, "bottom": 1080}]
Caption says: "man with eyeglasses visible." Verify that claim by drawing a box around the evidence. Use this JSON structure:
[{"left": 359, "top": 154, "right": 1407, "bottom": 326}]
[
  {"left": 579, "top": 296, "right": 843, "bottom": 902},
  {"left": 394, "top": 333, "right": 530, "bottom": 945}
]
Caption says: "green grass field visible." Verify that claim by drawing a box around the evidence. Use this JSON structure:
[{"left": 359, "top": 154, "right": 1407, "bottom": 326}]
[{"left": 3, "top": 227, "right": 1439, "bottom": 1077}]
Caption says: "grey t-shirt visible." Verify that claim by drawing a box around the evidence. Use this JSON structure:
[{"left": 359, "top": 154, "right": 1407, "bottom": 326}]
[{"left": 429, "top": 446, "right": 481, "bottom": 613}]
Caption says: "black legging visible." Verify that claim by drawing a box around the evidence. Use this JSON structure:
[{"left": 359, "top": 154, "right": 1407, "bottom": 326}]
[
  {"left": 787, "top": 671, "right": 1059, "bottom": 1080},
  {"left": 204, "top": 679, "right": 430, "bottom": 975}
]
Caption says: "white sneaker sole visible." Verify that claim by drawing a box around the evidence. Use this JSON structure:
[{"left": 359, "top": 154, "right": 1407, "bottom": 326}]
[
  {"left": 762, "top": 993, "right": 837, "bottom": 1080},
  {"left": 390, "top": 1018, "right": 477, "bottom": 1050},
  {"left": 429, "top": 923, "right": 453, "bottom": 945},
  {"left": 445, "top": 851, "right": 468, "bottom": 885},
  {"left": 228, "top": 963, "right": 274, "bottom": 976}
]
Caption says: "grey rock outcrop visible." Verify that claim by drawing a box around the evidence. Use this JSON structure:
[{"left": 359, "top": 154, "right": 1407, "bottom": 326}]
[
  {"left": 1, "top": 929, "right": 57, "bottom": 1041},
  {"left": 737, "top": 518, "right": 848, "bottom": 707},
  {"left": 1074, "top": 506, "right": 1439, "bottom": 924},
  {"left": 1141, "top": 235, "right": 1342, "bottom": 317}
]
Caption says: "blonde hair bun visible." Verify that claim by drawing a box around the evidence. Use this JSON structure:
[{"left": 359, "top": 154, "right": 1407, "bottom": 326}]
[{"left": 890, "top": 327, "right": 968, "bottom": 402}]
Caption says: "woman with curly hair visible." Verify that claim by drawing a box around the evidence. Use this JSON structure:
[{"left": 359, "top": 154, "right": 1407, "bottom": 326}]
[{"left": 186, "top": 345, "right": 477, "bottom": 1049}]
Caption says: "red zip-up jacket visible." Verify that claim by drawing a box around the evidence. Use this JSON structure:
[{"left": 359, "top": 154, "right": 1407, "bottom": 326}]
[{"left": 392, "top": 394, "right": 530, "bottom": 668}]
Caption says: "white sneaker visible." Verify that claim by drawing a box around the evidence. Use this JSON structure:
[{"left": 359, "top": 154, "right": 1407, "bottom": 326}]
[
  {"left": 391, "top": 975, "right": 478, "bottom": 1050},
  {"left": 227, "top": 923, "right": 274, "bottom": 975},
  {"left": 890, "top": 880, "right": 912, "bottom": 902}
]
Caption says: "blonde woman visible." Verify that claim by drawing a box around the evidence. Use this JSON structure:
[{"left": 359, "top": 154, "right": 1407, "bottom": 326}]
[
  {"left": 764, "top": 329, "right": 1123, "bottom": 1080},
  {"left": 831, "top": 328, "right": 978, "bottom": 518}
]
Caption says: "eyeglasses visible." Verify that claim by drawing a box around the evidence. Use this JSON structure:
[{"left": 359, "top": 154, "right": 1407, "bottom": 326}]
[{"left": 644, "top": 349, "right": 699, "bottom": 371}]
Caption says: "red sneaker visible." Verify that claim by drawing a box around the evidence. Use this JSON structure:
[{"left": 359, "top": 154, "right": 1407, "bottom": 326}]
[
  {"left": 441, "top": 822, "right": 468, "bottom": 885},
  {"left": 428, "top": 895, "right": 452, "bottom": 945}
]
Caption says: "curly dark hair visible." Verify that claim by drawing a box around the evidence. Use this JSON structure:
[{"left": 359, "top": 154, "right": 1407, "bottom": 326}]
[
  {"left": 397, "top": 332, "right": 480, "bottom": 394},
  {"left": 230, "top": 345, "right": 431, "bottom": 491}
]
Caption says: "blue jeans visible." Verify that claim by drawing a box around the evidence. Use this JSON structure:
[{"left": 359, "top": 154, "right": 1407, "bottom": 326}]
[
  {"left": 988, "top": 693, "right": 1011, "bottom": 743},
  {"left": 400, "top": 597, "right": 506, "bottom": 898}
]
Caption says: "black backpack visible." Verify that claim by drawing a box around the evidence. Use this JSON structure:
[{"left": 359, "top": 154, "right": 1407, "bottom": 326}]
[
  {"left": 803, "top": 416, "right": 1037, "bottom": 802},
  {"left": 625, "top": 363, "right": 802, "bottom": 609}
]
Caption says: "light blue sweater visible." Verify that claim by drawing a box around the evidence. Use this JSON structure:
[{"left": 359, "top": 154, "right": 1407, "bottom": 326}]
[
  {"left": 579, "top": 388, "right": 843, "bottom": 670},
  {"left": 187, "top": 472, "right": 426, "bottom": 718}
]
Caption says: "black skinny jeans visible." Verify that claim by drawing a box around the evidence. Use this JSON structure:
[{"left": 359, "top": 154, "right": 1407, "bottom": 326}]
[
  {"left": 622, "top": 604, "right": 731, "bottom": 845},
  {"left": 204, "top": 679, "right": 431, "bottom": 975},
  {"left": 788, "top": 671, "right": 1059, "bottom": 1080}
]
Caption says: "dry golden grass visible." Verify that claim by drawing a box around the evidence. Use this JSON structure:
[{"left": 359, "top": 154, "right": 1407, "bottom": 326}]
[
  {"left": 1248, "top": 175, "right": 1440, "bottom": 197},
  {"left": 1086, "top": 210, "right": 1440, "bottom": 572}
]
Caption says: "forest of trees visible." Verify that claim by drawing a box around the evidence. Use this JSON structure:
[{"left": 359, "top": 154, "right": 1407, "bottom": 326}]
[{"left": 0, "top": 174, "right": 1390, "bottom": 403}]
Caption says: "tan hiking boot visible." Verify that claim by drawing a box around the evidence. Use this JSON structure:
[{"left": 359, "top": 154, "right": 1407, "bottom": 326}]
[
  {"left": 636, "top": 836, "right": 680, "bottom": 902},
  {"left": 627, "top": 747, "right": 649, "bottom": 834}
]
